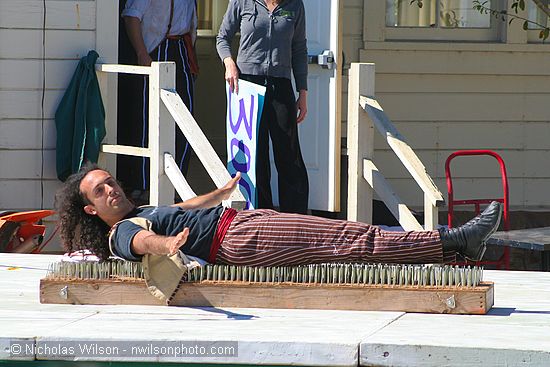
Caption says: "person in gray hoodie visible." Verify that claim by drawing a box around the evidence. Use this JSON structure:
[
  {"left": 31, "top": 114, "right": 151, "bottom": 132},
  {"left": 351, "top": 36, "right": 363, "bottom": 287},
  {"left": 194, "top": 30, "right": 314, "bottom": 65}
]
[{"left": 216, "top": 0, "right": 310, "bottom": 214}]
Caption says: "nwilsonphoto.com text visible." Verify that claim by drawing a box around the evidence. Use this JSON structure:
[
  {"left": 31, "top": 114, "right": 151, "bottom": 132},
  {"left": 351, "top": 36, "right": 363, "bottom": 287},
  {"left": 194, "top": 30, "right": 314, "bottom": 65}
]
[{"left": 9, "top": 340, "right": 238, "bottom": 358}]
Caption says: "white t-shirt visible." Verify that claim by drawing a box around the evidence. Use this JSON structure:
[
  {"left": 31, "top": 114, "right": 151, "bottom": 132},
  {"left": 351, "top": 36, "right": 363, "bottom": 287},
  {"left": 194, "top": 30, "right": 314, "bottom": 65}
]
[{"left": 122, "top": 0, "right": 197, "bottom": 53}]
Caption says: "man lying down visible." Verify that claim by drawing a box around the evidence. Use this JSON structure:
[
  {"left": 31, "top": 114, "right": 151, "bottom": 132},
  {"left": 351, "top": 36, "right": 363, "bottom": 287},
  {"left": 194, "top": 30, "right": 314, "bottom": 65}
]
[
  {"left": 55, "top": 164, "right": 502, "bottom": 269},
  {"left": 55, "top": 164, "right": 503, "bottom": 303}
]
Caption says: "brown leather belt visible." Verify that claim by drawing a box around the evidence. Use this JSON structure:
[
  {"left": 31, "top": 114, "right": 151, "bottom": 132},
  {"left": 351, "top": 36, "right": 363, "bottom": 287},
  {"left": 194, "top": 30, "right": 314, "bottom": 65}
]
[
  {"left": 166, "top": 34, "right": 186, "bottom": 40},
  {"left": 164, "top": 33, "right": 199, "bottom": 75}
]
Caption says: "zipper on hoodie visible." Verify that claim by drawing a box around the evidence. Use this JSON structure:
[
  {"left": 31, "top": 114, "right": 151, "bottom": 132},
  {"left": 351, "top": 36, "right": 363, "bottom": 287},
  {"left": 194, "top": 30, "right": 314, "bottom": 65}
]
[
  {"left": 267, "top": 4, "right": 274, "bottom": 76},
  {"left": 256, "top": 0, "right": 281, "bottom": 78}
]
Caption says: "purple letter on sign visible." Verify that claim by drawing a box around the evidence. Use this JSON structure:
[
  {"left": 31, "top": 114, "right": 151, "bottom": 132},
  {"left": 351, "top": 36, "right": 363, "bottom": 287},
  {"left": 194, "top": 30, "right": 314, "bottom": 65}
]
[
  {"left": 229, "top": 138, "right": 251, "bottom": 172},
  {"left": 228, "top": 92, "right": 254, "bottom": 140}
]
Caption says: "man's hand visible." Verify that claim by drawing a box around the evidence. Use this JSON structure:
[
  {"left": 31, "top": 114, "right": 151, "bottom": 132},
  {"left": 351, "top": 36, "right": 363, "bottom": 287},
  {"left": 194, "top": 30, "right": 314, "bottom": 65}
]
[
  {"left": 296, "top": 90, "right": 308, "bottom": 123},
  {"left": 137, "top": 52, "right": 153, "bottom": 67},
  {"left": 131, "top": 228, "right": 189, "bottom": 256},
  {"left": 166, "top": 228, "right": 189, "bottom": 255},
  {"left": 219, "top": 172, "right": 241, "bottom": 201},
  {"left": 171, "top": 172, "right": 241, "bottom": 210},
  {"left": 224, "top": 57, "right": 240, "bottom": 94}
]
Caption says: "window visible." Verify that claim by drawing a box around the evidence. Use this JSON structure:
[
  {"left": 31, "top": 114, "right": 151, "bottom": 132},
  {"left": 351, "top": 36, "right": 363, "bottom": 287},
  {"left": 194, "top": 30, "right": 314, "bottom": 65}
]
[
  {"left": 197, "top": 0, "right": 229, "bottom": 36},
  {"left": 527, "top": 0, "right": 549, "bottom": 41},
  {"left": 383, "top": 0, "right": 500, "bottom": 41},
  {"left": 386, "top": 0, "right": 491, "bottom": 28},
  {"left": 527, "top": 0, "right": 549, "bottom": 28}
]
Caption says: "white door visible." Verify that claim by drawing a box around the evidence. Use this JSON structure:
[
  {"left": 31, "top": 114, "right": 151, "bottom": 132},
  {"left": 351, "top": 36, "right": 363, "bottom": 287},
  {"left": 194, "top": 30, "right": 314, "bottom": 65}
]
[{"left": 271, "top": 0, "right": 342, "bottom": 211}]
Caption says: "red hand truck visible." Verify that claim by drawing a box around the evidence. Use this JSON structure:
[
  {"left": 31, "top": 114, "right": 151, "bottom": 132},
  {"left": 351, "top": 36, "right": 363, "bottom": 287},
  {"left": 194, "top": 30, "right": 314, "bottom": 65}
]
[{"left": 445, "top": 150, "right": 510, "bottom": 269}]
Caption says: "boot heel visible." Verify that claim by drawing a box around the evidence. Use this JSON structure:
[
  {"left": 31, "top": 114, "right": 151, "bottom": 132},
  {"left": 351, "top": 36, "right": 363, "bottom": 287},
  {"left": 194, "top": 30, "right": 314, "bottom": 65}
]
[{"left": 467, "top": 241, "right": 487, "bottom": 262}]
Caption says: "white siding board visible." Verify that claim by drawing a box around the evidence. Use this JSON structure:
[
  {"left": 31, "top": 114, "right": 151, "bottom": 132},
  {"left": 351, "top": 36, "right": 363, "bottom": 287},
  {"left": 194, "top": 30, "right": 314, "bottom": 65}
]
[
  {"left": 0, "top": 120, "right": 56, "bottom": 150},
  {"left": 0, "top": 180, "right": 58, "bottom": 209},
  {"left": 439, "top": 177, "right": 525, "bottom": 207},
  {"left": 361, "top": 48, "right": 550, "bottom": 76},
  {"left": 373, "top": 122, "right": 530, "bottom": 150},
  {"left": 384, "top": 177, "right": 538, "bottom": 210},
  {"left": 434, "top": 123, "right": 529, "bottom": 151},
  {"left": 0, "top": 91, "right": 62, "bottom": 120},
  {"left": 524, "top": 180, "right": 550, "bottom": 207},
  {"left": 524, "top": 122, "right": 550, "bottom": 150},
  {"left": 373, "top": 150, "right": 438, "bottom": 180},
  {"left": 376, "top": 93, "right": 550, "bottom": 122},
  {"left": 376, "top": 74, "right": 550, "bottom": 94},
  {"left": 0, "top": 60, "right": 79, "bottom": 90},
  {"left": 373, "top": 124, "right": 437, "bottom": 150},
  {"left": 0, "top": 1, "right": 95, "bottom": 30},
  {"left": 500, "top": 151, "right": 550, "bottom": 179},
  {"left": 375, "top": 149, "right": 550, "bottom": 179},
  {"left": 0, "top": 29, "right": 94, "bottom": 59},
  {"left": 0, "top": 150, "right": 56, "bottom": 179}
]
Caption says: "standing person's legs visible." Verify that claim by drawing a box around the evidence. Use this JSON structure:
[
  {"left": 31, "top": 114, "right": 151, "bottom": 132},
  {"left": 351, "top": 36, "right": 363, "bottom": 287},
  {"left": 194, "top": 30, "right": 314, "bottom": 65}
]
[
  {"left": 154, "top": 39, "right": 194, "bottom": 177},
  {"left": 216, "top": 210, "right": 455, "bottom": 267},
  {"left": 173, "top": 38, "right": 194, "bottom": 176},
  {"left": 236, "top": 75, "right": 309, "bottom": 212},
  {"left": 268, "top": 78, "right": 309, "bottom": 214},
  {"left": 136, "top": 39, "right": 195, "bottom": 192}
]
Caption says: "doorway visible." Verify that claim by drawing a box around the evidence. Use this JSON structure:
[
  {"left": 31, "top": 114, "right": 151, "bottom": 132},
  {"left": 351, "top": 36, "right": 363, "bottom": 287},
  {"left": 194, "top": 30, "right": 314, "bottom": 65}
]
[{"left": 116, "top": 0, "right": 230, "bottom": 196}]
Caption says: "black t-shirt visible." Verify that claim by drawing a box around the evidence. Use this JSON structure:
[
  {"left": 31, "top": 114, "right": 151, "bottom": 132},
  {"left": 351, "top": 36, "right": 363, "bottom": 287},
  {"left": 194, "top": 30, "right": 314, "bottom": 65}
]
[{"left": 111, "top": 205, "right": 224, "bottom": 262}]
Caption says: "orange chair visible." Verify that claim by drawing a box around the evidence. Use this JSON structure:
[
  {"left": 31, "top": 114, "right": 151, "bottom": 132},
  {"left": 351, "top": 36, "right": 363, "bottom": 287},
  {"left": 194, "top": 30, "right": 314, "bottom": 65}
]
[
  {"left": 0, "top": 210, "right": 56, "bottom": 253},
  {"left": 445, "top": 150, "right": 510, "bottom": 269}
]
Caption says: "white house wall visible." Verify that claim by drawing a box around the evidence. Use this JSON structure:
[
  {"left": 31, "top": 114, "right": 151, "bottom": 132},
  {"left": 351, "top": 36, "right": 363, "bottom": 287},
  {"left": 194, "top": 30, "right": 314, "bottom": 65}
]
[
  {"left": 2, "top": 0, "right": 549, "bottom": 223},
  {"left": 0, "top": 0, "right": 117, "bottom": 212},
  {"left": 356, "top": 1, "right": 550, "bottom": 211}
]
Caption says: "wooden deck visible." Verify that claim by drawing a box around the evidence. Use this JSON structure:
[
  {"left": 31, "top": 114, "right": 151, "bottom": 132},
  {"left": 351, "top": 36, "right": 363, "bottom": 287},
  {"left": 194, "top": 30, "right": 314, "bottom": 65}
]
[{"left": 1, "top": 253, "right": 550, "bottom": 366}]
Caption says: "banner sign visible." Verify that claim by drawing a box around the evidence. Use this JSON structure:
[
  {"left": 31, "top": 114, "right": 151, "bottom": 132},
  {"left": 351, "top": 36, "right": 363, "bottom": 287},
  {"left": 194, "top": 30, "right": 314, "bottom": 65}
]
[{"left": 226, "top": 80, "right": 266, "bottom": 209}]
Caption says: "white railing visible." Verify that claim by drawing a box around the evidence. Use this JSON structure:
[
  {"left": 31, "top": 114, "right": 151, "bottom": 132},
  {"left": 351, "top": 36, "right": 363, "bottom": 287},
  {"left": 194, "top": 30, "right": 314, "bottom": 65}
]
[
  {"left": 95, "top": 61, "right": 245, "bottom": 208},
  {"left": 347, "top": 63, "right": 444, "bottom": 230}
]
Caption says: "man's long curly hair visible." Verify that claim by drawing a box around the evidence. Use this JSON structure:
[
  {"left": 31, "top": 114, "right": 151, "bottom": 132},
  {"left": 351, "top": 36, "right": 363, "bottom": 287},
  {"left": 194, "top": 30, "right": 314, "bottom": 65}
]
[{"left": 54, "top": 163, "right": 112, "bottom": 260}]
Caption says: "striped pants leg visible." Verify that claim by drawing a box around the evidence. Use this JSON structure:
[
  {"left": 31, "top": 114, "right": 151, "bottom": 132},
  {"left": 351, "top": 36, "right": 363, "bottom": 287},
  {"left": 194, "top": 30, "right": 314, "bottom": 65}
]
[{"left": 216, "top": 210, "right": 457, "bottom": 266}]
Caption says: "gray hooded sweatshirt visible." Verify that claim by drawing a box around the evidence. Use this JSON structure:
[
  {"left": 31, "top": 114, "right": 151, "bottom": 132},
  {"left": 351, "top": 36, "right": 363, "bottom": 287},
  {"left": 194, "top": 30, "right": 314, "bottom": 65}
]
[{"left": 216, "top": 0, "right": 308, "bottom": 91}]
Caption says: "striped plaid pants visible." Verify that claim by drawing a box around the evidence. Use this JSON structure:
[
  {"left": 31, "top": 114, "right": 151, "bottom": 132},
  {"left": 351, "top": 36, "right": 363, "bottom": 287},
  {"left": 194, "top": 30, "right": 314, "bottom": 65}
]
[{"left": 217, "top": 210, "right": 456, "bottom": 266}]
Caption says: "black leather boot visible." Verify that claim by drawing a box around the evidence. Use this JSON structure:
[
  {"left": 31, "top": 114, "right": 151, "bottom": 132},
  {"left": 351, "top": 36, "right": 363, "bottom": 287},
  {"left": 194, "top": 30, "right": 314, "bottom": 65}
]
[{"left": 439, "top": 201, "right": 503, "bottom": 261}]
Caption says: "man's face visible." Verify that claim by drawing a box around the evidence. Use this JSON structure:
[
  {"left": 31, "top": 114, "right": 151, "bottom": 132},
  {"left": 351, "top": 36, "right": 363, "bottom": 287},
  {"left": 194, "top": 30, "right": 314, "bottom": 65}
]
[{"left": 79, "top": 169, "right": 133, "bottom": 224}]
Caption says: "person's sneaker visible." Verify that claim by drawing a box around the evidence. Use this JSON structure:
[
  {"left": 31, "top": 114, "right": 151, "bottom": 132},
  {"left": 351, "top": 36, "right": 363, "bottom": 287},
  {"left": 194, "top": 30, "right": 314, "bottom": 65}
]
[{"left": 439, "top": 201, "right": 503, "bottom": 261}]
